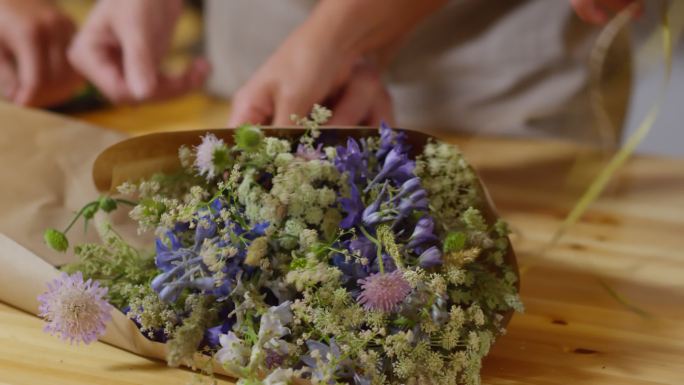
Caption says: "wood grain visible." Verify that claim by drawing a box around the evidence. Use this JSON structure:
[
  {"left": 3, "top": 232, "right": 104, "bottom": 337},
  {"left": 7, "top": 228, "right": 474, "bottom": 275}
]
[{"left": 1, "top": 96, "right": 683, "bottom": 384}]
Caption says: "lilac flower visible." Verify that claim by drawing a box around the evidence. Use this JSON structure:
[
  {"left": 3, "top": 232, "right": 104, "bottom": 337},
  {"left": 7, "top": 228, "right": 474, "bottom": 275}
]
[
  {"left": 407, "top": 216, "right": 439, "bottom": 250},
  {"left": 391, "top": 177, "right": 422, "bottom": 202},
  {"left": 195, "top": 210, "right": 217, "bottom": 244},
  {"left": 263, "top": 368, "right": 296, "bottom": 385},
  {"left": 377, "top": 121, "right": 409, "bottom": 160},
  {"left": 365, "top": 148, "right": 415, "bottom": 191},
  {"left": 296, "top": 143, "right": 325, "bottom": 161},
  {"left": 334, "top": 138, "right": 371, "bottom": 183},
  {"left": 418, "top": 246, "right": 443, "bottom": 268},
  {"left": 152, "top": 217, "right": 269, "bottom": 302},
  {"left": 152, "top": 231, "right": 212, "bottom": 302},
  {"left": 395, "top": 189, "right": 429, "bottom": 222},
  {"left": 362, "top": 183, "right": 393, "bottom": 226},
  {"left": 357, "top": 270, "right": 411, "bottom": 312},
  {"left": 38, "top": 272, "right": 113, "bottom": 344},
  {"left": 194, "top": 133, "right": 229, "bottom": 179},
  {"left": 339, "top": 183, "right": 364, "bottom": 229}
]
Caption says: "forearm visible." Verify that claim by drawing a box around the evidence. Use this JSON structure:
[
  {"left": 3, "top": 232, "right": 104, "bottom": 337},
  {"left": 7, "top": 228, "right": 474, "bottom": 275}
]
[{"left": 303, "top": 0, "right": 448, "bottom": 62}]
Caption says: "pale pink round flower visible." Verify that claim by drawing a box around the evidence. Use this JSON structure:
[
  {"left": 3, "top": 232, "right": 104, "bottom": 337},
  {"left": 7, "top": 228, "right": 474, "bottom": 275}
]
[
  {"left": 194, "top": 133, "right": 227, "bottom": 178},
  {"left": 357, "top": 270, "right": 412, "bottom": 312},
  {"left": 38, "top": 272, "right": 113, "bottom": 344}
]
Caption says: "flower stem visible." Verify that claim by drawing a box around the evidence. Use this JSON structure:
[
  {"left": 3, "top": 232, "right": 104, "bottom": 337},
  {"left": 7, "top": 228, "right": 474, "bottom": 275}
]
[
  {"left": 63, "top": 201, "right": 98, "bottom": 233},
  {"left": 358, "top": 226, "right": 385, "bottom": 274}
]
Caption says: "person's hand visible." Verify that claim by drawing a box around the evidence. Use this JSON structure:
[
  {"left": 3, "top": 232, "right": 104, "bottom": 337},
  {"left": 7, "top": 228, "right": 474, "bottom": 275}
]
[
  {"left": 570, "top": 0, "right": 643, "bottom": 24},
  {"left": 0, "top": 0, "right": 82, "bottom": 107},
  {"left": 228, "top": 0, "right": 445, "bottom": 127},
  {"left": 68, "top": 0, "right": 209, "bottom": 103},
  {"left": 326, "top": 62, "right": 394, "bottom": 126},
  {"left": 227, "top": 23, "right": 360, "bottom": 127}
]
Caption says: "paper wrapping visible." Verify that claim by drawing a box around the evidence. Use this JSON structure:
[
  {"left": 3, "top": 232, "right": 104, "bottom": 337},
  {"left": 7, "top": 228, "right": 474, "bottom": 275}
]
[{"left": 0, "top": 114, "right": 517, "bottom": 379}]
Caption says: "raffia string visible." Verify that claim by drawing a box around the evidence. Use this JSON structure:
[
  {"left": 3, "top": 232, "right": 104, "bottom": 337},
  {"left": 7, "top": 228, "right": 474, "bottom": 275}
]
[{"left": 545, "top": 2, "right": 674, "bottom": 250}]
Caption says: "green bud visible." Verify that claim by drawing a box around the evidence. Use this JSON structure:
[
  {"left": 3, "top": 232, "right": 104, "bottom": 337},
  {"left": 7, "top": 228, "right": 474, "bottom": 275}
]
[
  {"left": 83, "top": 204, "right": 98, "bottom": 219},
  {"left": 98, "top": 196, "right": 118, "bottom": 212},
  {"left": 234, "top": 124, "right": 263, "bottom": 152},
  {"left": 212, "top": 145, "right": 231, "bottom": 171},
  {"left": 443, "top": 231, "right": 467, "bottom": 253},
  {"left": 44, "top": 228, "right": 69, "bottom": 252}
]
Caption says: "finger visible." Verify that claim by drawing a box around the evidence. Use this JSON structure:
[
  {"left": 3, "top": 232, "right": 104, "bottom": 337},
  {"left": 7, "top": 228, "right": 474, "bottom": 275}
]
[
  {"left": 272, "top": 87, "right": 315, "bottom": 126},
  {"left": 571, "top": 0, "right": 608, "bottom": 24},
  {"left": 68, "top": 37, "right": 131, "bottom": 103},
  {"left": 328, "top": 71, "right": 383, "bottom": 126},
  {"left": 149, "top": 57, "right": 210, "bottom": 101},
  {"left": 12, "top": 26, "right": 49, "bottom": 105},
  {"left": 118, "top": 28, "right": 158, "bottom": 100},
  {"left": 228, "top": 84, "right": 274, "bottom": 127},
  {"left": 0, "top": 47, "right": 18, "bottom": 100}
]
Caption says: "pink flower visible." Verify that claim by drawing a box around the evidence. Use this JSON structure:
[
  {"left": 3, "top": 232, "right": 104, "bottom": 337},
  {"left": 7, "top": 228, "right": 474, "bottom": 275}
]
[
  {"left": 357, "top": 270, "right": 411, "bottom": 312},
  {"left": 38, "top": 272, "right": 113, "bottom": 344},
  {"left": 194, "top": 133, "right": 228, "bottom": 178}
]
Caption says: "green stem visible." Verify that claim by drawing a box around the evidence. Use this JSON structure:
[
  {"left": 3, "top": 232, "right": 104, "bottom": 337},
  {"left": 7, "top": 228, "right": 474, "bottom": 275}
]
[
  {"left": 115, "top": 198, "right": 138, "bottom": 206},
  {"left": 63, "top": 201, "right": 98, "bottom": 233},
  {"left": 359, "top": 226, "right": 384, "bottom": 274}
]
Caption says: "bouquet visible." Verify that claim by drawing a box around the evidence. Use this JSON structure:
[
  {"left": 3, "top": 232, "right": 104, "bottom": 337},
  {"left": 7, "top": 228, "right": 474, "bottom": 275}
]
[{"left": 40, "top": 106, "right": 521, "bottom": 385}]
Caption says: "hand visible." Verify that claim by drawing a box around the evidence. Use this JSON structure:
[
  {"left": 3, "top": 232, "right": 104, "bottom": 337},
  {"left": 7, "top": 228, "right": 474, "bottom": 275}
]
[
  {"left": 227, "top": 23, "right": 359, "bottom": 126},
  {"left": 326, "top": 62, "right": 394, "bottom": 126},
  {"left": 228, "top": 0, "right": 444, "bottom": 127},
  {"left": 570, "top": 0, "right": 643, "bottom": 24},
  {"left": 68, "top": 0, "right": 209, "bottom": 103},
  {"left": 0, "top": 0, "right": 82, "bottom": 107}
]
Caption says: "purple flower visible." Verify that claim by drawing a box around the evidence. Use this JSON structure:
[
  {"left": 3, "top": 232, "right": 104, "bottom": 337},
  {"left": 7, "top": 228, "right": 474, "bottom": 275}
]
[
  {"left": 366, "top": 148, "right": 415, "bottom": 191},
  {"left": 407, "top": 216, "right": 439, "bottom": 250},
  {"left": 391, "top": 177, "right": 422, "bottom": 202},
  {"left": 362, "top": 183, "right": 394, "bottom": 226},
  {"left": 357, "top": 270, "right": 411, "bottom": 312},
  {"left": 38, "top": 272, "right": 113, "bottom": 344},
  {"left": 395, "top": 189, "right": 429, "bottom": 221},
  {"left": 295, "top": 143, "right": 325, "bottom": 161},
  {"left": 418, "top": 246, "right": 443, "bottom": 268},
  {"left": 339, "top": 183, "right": 364, "bottom": 229},
  {"left": 377, "top": 121, "right": 409, "bottom": 160},
  {"left": 334, "top": 138, "right": 372, "bottom": 183}
]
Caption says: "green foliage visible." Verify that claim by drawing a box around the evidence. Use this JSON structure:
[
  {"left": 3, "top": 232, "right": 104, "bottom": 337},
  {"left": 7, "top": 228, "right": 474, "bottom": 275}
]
[
  {"left": 62, "top": 225, "right": 157, "bottom": 309},
  {"left": 444, "top": 231, "right": 467, "bottom": 252}
]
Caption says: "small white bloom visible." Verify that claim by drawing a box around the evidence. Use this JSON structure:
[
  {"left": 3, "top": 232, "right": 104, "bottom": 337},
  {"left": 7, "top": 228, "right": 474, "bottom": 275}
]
[
  {"left": 215, "top": 332, "right": 250, "bottom": 367},
  {"left": 263, "top": 368, "right": 295, "bottom": 385}
]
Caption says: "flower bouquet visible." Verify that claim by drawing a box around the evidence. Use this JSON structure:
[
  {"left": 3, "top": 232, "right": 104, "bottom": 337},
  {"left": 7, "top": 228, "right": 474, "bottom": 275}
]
[{"left": 36, "top": 106, "right": 521, "bottom": 385}]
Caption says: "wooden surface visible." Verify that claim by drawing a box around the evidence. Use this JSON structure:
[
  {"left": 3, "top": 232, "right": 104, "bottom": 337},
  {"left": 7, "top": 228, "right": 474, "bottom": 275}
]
[{"left": 1, "top": 96, "right": 683, "bottom": 384}]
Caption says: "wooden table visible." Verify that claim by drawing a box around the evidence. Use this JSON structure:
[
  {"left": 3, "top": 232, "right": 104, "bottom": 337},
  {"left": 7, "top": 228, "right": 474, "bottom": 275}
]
[{"left": 1, "top": 96, "right": 683, "bottom": 384}]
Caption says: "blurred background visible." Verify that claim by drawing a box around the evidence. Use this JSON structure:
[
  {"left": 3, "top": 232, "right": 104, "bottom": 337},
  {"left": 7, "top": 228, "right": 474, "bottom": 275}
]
[{"left": 5, "top": 0, "right": 684, "bottom": 156}]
